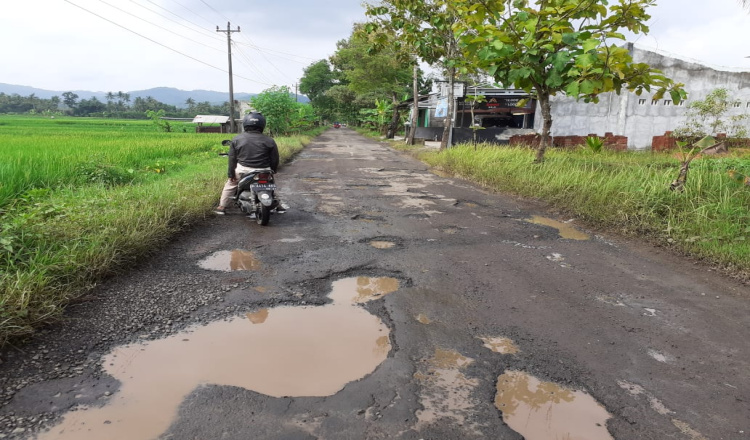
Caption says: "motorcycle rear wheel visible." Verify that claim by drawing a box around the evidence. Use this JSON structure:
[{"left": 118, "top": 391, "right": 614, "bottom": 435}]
[{"left": 256, "top": 204, "right": 271, "bottom": 226}]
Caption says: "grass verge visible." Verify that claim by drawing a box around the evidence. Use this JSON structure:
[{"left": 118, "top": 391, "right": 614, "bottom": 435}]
[
  {"left": 385, "top": 139, "right": 749, "bottom": 281},
  {"left": 0, "top": 120, "right": 324, "bottom": 346}
]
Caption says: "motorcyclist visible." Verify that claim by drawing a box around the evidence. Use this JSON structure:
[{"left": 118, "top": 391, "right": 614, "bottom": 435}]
[{"left": 214, "top": 112, "right": 281, "bottom": 215}]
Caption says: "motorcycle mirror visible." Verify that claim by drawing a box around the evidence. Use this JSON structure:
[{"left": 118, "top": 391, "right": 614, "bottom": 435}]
[{"left": 221, "top": 140, "right": 231, "bottom": 146}]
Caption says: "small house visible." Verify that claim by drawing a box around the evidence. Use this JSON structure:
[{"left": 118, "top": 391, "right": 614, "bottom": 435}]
[
  {"left": 409, "top": 82, "right": 537, "bottom": 145},
  {"left": 192, "top": 115, "right": 233, "bottom": 133}
]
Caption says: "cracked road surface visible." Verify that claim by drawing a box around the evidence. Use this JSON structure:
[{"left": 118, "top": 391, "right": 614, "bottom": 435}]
[{"left": 1, "top": 128, "right": 748, "bottom": 439}]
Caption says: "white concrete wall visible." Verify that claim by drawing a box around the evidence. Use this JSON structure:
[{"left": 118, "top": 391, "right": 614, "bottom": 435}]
[{"left": 535, "top": 44, "right": 750, "bottom": 149}]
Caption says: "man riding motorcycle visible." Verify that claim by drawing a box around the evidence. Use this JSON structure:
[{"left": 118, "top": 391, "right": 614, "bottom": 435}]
[{"left": 214, "top": 112, "right": 282, "bottom": 215}]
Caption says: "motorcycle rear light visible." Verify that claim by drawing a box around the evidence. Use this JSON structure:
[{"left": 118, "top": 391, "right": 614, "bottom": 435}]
[{"left": 258, "top": 181, "right": 268, "bottom": 184}]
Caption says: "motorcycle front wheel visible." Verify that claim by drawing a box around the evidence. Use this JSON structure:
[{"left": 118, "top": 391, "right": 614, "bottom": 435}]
[{"left": 256, "top": 204, "right": 271, "bottom": 226}]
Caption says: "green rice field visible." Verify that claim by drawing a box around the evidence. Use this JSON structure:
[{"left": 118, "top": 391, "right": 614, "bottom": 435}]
[{"left": 0, "top": 115, "right": 321, "bottom": 345}]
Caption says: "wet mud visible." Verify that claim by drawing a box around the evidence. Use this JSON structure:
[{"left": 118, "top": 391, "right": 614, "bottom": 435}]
[
  {"left": 495, "top": 370, "right": 613, "bottom": 440},
  {"left": 37, "top": 277, "right": 399, "bottom": 440},
  {"left": 526, "top": 216, "right": 590, "bottom": 240}
]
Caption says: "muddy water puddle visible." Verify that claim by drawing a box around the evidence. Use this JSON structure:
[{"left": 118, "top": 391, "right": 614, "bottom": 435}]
[
  {"left": 370, "top": 240, "right": 396, "bottom": 249},
  {"left": 480, "top": 336, "right": 519, "bottom": 354},
  {"left": 198, "top": 249, "right": 261, "bottom": 271},
  {"left": 526, "top": 216, "right": 590, "bottom": 240},
  {"left": 39, "top": 277, "right": 400, "bottom": 440},
  {"left": 495, "top": 370, "right": 613, "bottom": 440}
]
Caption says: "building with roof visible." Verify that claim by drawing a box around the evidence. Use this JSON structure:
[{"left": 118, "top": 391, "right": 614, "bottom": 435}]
[{"left": 411, "top": 82, "right": 537, "bottom": 144}]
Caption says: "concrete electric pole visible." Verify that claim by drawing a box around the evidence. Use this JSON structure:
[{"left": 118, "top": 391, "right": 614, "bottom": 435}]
[{"left": 217, "top": 22, "right": 240, "bottom": 133}]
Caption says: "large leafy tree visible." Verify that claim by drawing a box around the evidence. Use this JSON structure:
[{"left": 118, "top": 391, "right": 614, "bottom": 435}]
[
  {"left": 250, "top": 86, "right": 299, "bottom": 136},
  {"left": 331, "top": 25, "right": 414, "bottom": 138},
  {"left": 299, "top": 59, "right": 345, "bottom": 123},
  {"left": 451, "top": 0, "right": 686, "bottom": 162},
  {"left": 365, "top": 0, "right": 466, "bottom": 149}
]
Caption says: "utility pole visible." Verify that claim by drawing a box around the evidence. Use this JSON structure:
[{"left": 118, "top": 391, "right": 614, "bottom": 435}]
[
  {"left": 294, "top": 83, "right": 298, "bottom": 103},
  {"left": 217, "top": 22, "right": 240, "bottom": 133}
]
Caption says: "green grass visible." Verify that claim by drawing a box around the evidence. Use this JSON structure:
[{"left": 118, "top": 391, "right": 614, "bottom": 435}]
[
  {"left": 0, "top": 115, "right": 323, "bottom": 345},
  {"left": 390, "top": 140, "right": 749, "bottom": 279}
]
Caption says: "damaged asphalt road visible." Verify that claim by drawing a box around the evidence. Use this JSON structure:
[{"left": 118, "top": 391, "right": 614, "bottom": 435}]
[{"left": 1, "top": 128, "right": 748, "bottom": 439}]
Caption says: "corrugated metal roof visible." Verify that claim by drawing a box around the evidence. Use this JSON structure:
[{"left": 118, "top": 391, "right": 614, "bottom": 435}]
[{"left": 192, "top": 115, "right": 230, "bottom": 124}]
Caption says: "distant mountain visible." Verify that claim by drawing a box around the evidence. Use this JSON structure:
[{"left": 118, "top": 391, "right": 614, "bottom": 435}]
[{"left": 0, "top": 84, "right": 306, "bottom": 108}]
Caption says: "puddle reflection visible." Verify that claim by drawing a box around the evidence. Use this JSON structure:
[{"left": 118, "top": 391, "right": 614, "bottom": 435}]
[
  {"left": 495, "top": 370, "right": 613, "bottom": 440},
  {"left": 526, "top": 216, "right": 590, "bottom": 241},
  {"left": 39, "top": 277, "right": 399, "bottom": 440},
  {"left": 198, "top": 250, "right": 261, "bottom": 272}
]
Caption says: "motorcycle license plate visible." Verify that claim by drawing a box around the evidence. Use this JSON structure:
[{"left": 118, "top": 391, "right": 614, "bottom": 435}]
[{"left": 251, "top": 183, "right": 276, "bottom": 190}]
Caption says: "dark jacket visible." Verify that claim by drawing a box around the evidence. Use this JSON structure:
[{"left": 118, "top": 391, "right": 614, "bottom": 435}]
[{"left": 227, "top": 130, "right": 279, "bottom": 177}]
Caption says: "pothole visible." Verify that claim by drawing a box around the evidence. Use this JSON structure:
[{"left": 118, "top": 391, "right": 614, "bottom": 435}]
[
  {"left": 479, "top": 336, "right": 519, "bottom": 354},
  {"left": 525, "top": 216, "right": 590, "bottom": 241},
  {"left": 198, "top": 249, "right": 261, "bottom": 272},
  {"left": 495, "top": 370, "right": 613, "bottom": 440},
  {"left": 39, "top": 277, "right": 400, "bottom": 440},
  {"left": 370, "top": 241, "right": 396, "bottom": 249},
  {"left": 414, "top": 348, "right": 481, "bottom": 433}
]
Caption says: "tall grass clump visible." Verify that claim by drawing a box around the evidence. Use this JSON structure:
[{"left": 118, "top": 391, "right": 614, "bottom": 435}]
[
  {"left": 413, "top": 142, "right": 749, "bottom": 276},
  {"left": 0, "top": 116, "right": 321, "bottom": 345}
]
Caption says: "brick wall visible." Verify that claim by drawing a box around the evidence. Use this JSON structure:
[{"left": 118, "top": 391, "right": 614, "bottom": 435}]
[
  {"left": 651, "top": 132, "right": 750, "bottom": 151},
  {"left": 509, "top": 132, "right": 628, "bottom": 151}
]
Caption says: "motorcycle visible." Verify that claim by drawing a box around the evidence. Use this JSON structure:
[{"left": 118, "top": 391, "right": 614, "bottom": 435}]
[{"left": 220, "top": 140, "right": 279, "bottom": 226}]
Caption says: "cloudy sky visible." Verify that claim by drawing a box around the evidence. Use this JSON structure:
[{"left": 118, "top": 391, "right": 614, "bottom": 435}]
[{"left": 2, "top": 0, "right": 749, "bottom": 94}]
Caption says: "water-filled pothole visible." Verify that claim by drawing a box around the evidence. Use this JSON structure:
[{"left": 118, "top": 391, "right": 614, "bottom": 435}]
[
  {"left": 39, "top": 277, "right": 400, "bottom": 440},
  {"left": 526, "top": 216, "right": 590, "bottom": 240},
  {"left": 198, "top": 249, "right": 261, "bottom": 271},
  {"left": 495, "top": 370, "right": 613, "bottom": 440},
  {"left": 480, "top": 336, "right": 519, "bottom": 354},
  {"left": 370, "top": 240, "right": 396, "bottom": 249}
]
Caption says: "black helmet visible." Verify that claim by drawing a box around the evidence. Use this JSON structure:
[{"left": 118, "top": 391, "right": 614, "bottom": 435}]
[{"left": 242, "top": 112, "right": 266, "bottom": 132}]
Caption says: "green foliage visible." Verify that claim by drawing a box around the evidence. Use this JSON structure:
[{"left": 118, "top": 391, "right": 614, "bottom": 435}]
[
  {"left": 674, "top": 88, "right": 749, "bottom": 140},
  {"left": 250, "top": 86, "right": 298, "bottom": 136},
  {"left": 466, "top": 92, "right": 487, "bottom": 145},
  {"left": 365, "top": 0, "right": 467, "bottom": 148},
  {"left": 146, "top": 109, "right": 171, "bottom": 132},
  {"left": 359, "top": 98, "right": 394, "bottom": 133},
  {"left": 0, "top": 115, "right": 322, "bottom": 345},
  {"left": 299, "top": 60, "right": 340, "bottom": 122},
  {"left": 449, "top": 0, "right": 686, "bottom": 161},
  {"left": 585, "top": 136, "right": 604, "bottom": 153},
  {"left": 410, "top": 143, "right": 749, "bottom": 277}
]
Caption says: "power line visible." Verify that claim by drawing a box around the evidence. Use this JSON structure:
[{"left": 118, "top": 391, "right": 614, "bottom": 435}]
[
  {"left": 63, "top": 0, "right": 275, "bottom": 86},
  {"left": 128, "top": 0, "right": 224, "bottom": 42},
  {"left": 192, "top": 0, "right": 292, "bottom": 82},
  {"left": 94, "top": 0, "right": 224, "bottom": 53},
  {"left": 232, "top": 43, "right": 277, "bottom": 85},
  {"left": 235, "top": 41, "right": 319, "bottom": 63},
  {"left": 163, "top": 0, "right": 216, "bottom": 28}
]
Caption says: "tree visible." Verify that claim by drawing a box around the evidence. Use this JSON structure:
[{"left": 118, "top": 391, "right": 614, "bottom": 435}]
[
  {"left": 185, "top": 98, "right": 196, "bottom": 114},
  {"left": 451, "top": 0, "right": 686, "bottom": 162},
  {"left": 250, "top": 86, "right": 298, "bottom": 136},
  {"left": 673, "top": 88, "right": 748, "bottom": 140},
  {"left": 325, "top": 85, "right": 361, "bottom": 123},
  {"left": 331, "top": 24, "right": 414, "bottom": 138},
  {"left": 365, "top": 0, "right": 466, "bottom": 149},
  {"left": 75, "top": 97, "right": 106, "bottom": 116},
  {"left": 61, "top": 92, "right": 79, "bottom": 111},
  {"left": 300, "top": 60, "right": 337, "bottom": 103}
]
